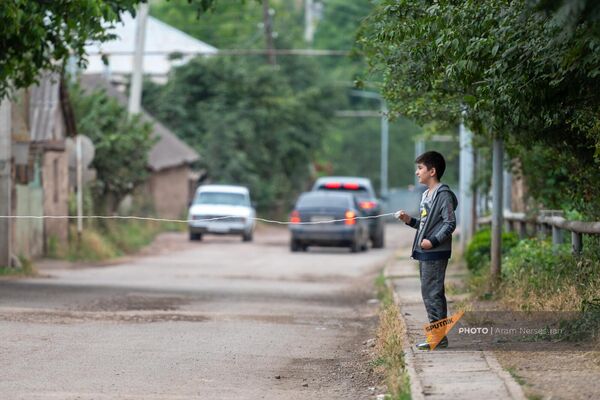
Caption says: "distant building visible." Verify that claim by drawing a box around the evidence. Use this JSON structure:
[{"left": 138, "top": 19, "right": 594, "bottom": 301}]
[
  {"left": 81, "top": 13, "right": 212, "bottom": 218},
  {"left": 79, "top": 75, "right": 200, "bottom": 219},
  {"left": 84, "top": 13, "right": 218, "bottom": 80},
  {"left": 10, "top": 72, "right": 71, "bottom": 259}
]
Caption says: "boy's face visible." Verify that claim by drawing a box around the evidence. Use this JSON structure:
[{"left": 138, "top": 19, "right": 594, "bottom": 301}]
[{"left": 415, "top": 163, "right": 436, "bottom": 185}]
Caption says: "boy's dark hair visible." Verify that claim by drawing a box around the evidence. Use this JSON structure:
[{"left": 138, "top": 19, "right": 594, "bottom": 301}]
[{"left": 415, "top": 151, "right": 446, "bottom": 180}]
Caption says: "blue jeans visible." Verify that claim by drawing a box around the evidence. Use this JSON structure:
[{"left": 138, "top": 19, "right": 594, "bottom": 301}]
[{"left": 419, "top": 259, "right": 448, "bottom": 323}]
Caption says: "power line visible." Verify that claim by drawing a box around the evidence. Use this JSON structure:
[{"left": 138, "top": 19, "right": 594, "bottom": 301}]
[{"left": 86, "top": 49, "right": 352, "bottom": 57}]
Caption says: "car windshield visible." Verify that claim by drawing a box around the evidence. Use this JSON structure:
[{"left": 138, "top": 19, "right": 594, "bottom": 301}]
[
  {"left": 194, "top": 192, "right": 249, "bottom": 206},
  {"left": 297, "top": 194, "right": 350, "bottom": 209}
]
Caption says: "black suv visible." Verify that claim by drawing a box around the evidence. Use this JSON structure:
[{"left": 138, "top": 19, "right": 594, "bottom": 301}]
[{"left": 311, "top": 176, "right": 385, "bottom": 248}]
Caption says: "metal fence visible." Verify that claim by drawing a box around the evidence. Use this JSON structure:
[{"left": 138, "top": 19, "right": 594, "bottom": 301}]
[{"left": 477, "top": 210, "right": 600, "bottom": 255}]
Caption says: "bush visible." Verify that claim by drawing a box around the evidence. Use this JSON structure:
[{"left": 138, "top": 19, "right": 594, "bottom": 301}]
[
  {"left": 64, "top": 220, "right": 183, "bottom": 262},
  {"left": 465, "top": 228, "right": 519, "bottom": 273},
  {"left": 500, "top": 237, "right": 600, "bottom": 312}
]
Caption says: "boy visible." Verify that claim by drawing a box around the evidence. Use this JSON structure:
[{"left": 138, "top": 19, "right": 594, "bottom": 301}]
[{"left": 396, "top": 151, "right": 458, "bottom": 350}]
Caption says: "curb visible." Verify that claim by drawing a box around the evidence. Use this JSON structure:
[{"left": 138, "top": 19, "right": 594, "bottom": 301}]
[
  {"left": 383, "top": 264, "right": 425, "bottom": 400},
  {"left": 483, "top": 351, "right": 527, "bottom": 400}
]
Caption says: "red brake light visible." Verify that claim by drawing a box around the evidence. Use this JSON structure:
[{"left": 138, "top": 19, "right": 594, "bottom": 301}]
[
  {"left": 345, "top": 210, "right": 356, "bottom": 225},
  {"left": 343, "top": 183, "right": 360, "bottom": 190},
  {"left": 324, "top": 182, "right": 342, "bottom": 189},
  {"left": 359, "top": 201, "right": 377, "bottom": 210},
  {"left": 290, "top": 210, "right": 301, "bottom": 224}
]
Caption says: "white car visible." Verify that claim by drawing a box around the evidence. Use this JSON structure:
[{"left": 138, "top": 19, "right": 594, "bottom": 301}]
[{"left": 188, "top": 185, "right": 256, "bottom": 242}]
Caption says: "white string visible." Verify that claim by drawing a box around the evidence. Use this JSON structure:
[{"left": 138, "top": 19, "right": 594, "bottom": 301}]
[{"left": 0, "top": 213, "right": 398, "bottom": 226}]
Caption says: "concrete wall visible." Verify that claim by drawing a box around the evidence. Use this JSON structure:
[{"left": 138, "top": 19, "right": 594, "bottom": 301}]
[
  {"left": 149, "top": 165, "right": 191, "bottom": 219},
  {"left": 42, "top": 150, "right": 69, "bottom": 245}
]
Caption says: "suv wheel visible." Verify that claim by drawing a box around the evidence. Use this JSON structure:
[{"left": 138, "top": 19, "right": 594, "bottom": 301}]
[{"left": 242, "top": 231, "right": 253, "bottom": 242}]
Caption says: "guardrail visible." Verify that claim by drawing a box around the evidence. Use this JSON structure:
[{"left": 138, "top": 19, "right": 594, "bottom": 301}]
[{"left": 477, "top": 210, "right": 600, "bottom": 255}]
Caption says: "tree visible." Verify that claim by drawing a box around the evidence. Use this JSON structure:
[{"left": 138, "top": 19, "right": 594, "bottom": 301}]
[
  {"left": 143, "top": 56, "right": 335, "bottom": 214},
  {"left": 151, "top": 0, "right": 304, "bottom": 50},
  {"left": 359, "top": 0, "right": 600, "bottom": 218},
  {"left": 70, "top": 83, "right": 156, "bottom": 214},
  {"left": 0, "top": 1, "right": 141, "bottom": 99}
]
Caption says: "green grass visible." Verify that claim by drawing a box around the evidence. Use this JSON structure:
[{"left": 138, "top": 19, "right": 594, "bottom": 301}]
[
  {"left": 375, "top": 272, "right": 394, "bottom": 307},
  {"left": 0, "top": 256, "right": 36, "bottom": 277},
  {"left": 373, "top": 272, "right": 412, "bottom": 400},
  {"left": 54, "top": 220, "right": 185, "bottom": 262},
  {"left": 465, "top": 234, "right": 600, "bottom": 342},
  {"left": 506, "top": 367, "right": 526, "bottom": 386},
  {"left": 505, "top": 367, "right": 546, "bottom": 400}
]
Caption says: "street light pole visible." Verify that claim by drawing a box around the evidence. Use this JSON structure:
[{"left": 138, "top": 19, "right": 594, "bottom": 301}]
[
  {"left": 491, "top": 136, "right": 504, "bottom": 283},
  {"left": 380, "top": 100, "right": 389, "bottom": 197},
  {"left": 459, "top": 117, "right": 474, "bottom": 253},
  {"left": 414, "top": 138, "right": 425, "bottom": 186}
]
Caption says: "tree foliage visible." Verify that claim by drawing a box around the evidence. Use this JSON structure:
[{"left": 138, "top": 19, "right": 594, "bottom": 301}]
[
  {"left": 143, "top": 56, "right": 336, "bottom": 214},
  {"left": 0, "top": 0, "right": 140, "bottom": 99},
  {"left": 151, "top": 0, "right": 303, "bottom": 50},
  {"left": 359, "top": 0, "right": 600, "bottom": 217},
  {"left": 70, "top": 83, "right": 156, "bottom": 213},
  {"left": 151, "top": 0, "right": 442, "bottom": 194}
]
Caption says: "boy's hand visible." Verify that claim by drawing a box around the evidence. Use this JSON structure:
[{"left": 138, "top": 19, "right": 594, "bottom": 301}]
[
  {"left": 394, "top": 210, "right": 411, "bottom": 224},
  {"left": 420, "top": 239, "right": 433, "bottom": 250}
]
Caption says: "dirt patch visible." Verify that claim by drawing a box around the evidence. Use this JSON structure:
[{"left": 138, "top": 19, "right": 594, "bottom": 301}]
[
  {"left": 494, "top": 349, "right": 600, "bottom": 400},
  {"left": 275, "top": 314, "right": 386, "bottom": 399},
  {"left": 75, "top": 294, "right": 189, "bottom": 312},
  {"left": 445, "top": 258, "right": 600, "bottom": 399},
  {"left": 135, "top": 232, "right": 197, "bottom": 256},
  {"left": 0, "top": 309, "right": 209, "bottom": 324},
  {"left": 455, "top": 300, "right": 600, "bottom": 399},
  {"left": 267, "top": 271, "right": 390, "bottom": 398}
]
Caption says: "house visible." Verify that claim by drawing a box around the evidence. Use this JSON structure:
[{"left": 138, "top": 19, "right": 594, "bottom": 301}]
[
  {"left": 79, "top": 74, "right": 200, "bottom": 219},
  {"left": 9, "top": 72, "right": 71, "bottom": 259},
  {"left": 84, "top": 12, "right": 217, "bottom": 81}
]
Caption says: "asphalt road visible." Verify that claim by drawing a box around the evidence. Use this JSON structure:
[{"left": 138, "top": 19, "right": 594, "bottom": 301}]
[{"left": 0, "top": 223, "right": 413, "bottom": 400}]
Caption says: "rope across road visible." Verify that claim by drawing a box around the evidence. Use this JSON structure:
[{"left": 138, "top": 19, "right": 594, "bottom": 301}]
[{"left": 0, "top": 212, "right": 399, "bottom": 226}]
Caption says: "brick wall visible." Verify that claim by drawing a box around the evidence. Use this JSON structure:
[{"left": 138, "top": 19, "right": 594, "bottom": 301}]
[{"left": 149, "top": 166, "right": 191, "bottom": 219}]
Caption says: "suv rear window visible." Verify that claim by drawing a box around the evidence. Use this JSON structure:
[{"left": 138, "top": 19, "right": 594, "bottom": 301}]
[{"left": 297, "top": 193, "right": 351, "bottom": 209}]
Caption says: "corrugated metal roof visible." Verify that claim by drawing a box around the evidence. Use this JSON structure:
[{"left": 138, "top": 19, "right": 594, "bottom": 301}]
[
  {"left": 29, "top": 71, "right": 61, "bottom": 142},
  {"left": 78, "top": 74, "right": 199, "bottom": 171}
]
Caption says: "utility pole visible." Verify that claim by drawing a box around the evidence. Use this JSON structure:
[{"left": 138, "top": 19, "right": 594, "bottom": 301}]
[
  {"left": 503, "top": 163, "right": 512, "bottom": 214},
  {"left": 414, "top": 139, "right": 425, "bottom": 186},
  {"left": 459, "top": 118, "right": 474, "bottom": 253},
  {"left": 263, "top": 0, "right": 276, "bottom": 65},
  {"left": 128, "top": 2, "right": 149, "bottom": 115},
  {"left": 0, "top": 98, "right": 11, "bottom": 267},
  {"left": 304, "top": 0, "right": 315, "bottom": 45},
  {"left": 490, "top": 136, "right": 504, "bottom": 284},
  {"left": 380, "top": 101, "right": 389, "bottom": 198}
]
